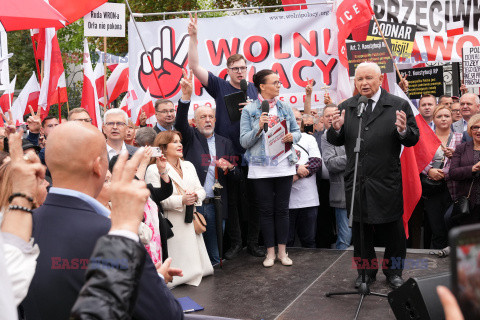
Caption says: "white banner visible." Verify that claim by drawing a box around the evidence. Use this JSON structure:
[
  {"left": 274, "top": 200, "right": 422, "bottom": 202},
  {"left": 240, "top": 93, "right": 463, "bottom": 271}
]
[
  {"left": 128, "top": 6, "right": 338, "bottom": 120},
  {"left": 84, "top": 3, "right": 125, "bottom": 38},
  {"left": 463, "top": 46, "right": 480, "bottom": 88}
]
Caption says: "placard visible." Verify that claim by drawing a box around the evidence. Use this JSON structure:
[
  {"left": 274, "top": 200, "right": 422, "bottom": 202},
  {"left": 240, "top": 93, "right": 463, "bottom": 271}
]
[
  {"left": 346, "top": 39, "right": 393, "bottom": 77},
  {"left": 396, "top": 66, "right": 444, "bottom": 99},
  {"left": 463, "top": 46, "right": 480, "bottom": 88},
  {"left": 366, "top": 20, "right": 416, "bottom": 58},
  {"left": 84, "top": 2, "right": 125, "bottom": 37}
]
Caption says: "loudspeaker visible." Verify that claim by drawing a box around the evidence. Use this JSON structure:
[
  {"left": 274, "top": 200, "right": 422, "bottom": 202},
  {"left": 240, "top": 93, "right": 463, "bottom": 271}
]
[{"left": 388, "top": 273, "right": 450, "bottom": 320}]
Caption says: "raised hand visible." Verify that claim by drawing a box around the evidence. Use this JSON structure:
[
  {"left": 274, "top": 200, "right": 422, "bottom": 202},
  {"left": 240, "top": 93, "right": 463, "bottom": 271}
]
[
  {"left": 188, "top": 12, "right": 198, "bottom": 39},
  {"left": 180, "top": 68, "right": 193, "bottom": 101},
  {"left": 332, "top": 109, "right": 345, "bottom": 130},
  {"left": 138, "top": 26, "right": 189, "bottom": 99},
  {"left": 395, "top": 110, "right": 407, "bottom": 133},
  {"left": 1, "top": 110, "right": 16, "bottom": 135},
  {"left": 27, "top": 105, "right": 41, "bottom": 134},
  {"left": 398, "top": 75, "right": 409, "bottom": 93}
]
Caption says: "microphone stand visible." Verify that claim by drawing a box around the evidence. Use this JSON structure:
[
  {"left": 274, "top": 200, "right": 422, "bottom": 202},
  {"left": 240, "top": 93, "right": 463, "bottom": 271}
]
[{"left": 325, "top": 108, "right": 387, "bottom": 320}]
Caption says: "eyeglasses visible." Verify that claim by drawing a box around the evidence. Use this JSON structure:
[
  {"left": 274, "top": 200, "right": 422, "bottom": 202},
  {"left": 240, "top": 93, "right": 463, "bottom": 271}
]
[
  {"left": 105, "top": 121, "right": 126, "bottom": 127},
  {"left": 451, "top": 109, "right": 461, "bottom": 113},
  {"left": 228, "top": 66, "right": 247, "bottom": 73},
  {"left": 265, "top": 81, "right": 282, "bottom": 87},
  {"left": 471, "top": 126, "right": 480, "bottom": 131},
  {"left": 73, "top": 118, "right": 92, "bottom": 123},
  {"left": 156, "top": 109, "right": 176, "bottom": 114}
]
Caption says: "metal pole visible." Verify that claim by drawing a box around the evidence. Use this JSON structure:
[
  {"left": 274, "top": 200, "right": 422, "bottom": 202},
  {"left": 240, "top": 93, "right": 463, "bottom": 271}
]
[{"left": 132, "top": 2, "right": 334, "bottom": 18}]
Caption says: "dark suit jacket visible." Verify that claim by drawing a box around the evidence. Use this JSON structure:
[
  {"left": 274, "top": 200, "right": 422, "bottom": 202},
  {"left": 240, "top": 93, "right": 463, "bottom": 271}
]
[
  {"left": 175, "top": 100, "right": 240, "bottom": 219},
  {"left": 327, "top": 88, "right": 419, "bottom": 224},
  {"left": 462, "top": 131, "right": 473, "bottom": 143},
  {"left": 22, "top": 193, "right": 183, "bottom": 320},
  {"left": 450, "top": 141, "right": 476, "bottom": 201}
]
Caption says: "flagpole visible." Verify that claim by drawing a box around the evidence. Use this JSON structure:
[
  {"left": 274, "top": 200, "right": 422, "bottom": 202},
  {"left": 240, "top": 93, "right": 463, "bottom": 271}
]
[
  {"left": 125, "top": 0, "right": 166, "bottom": 99},
  {"left": 57, "top": 87, "right": 61, "bottom": 123},
  {"left": 31, "top": 36, "right": 41, "bottom": 83},
  {"left": 103, "top": 36, "right": 108, "bottom": 112},
  {"left": 372, "top": 15, "right": 404, "bottom": 82}
]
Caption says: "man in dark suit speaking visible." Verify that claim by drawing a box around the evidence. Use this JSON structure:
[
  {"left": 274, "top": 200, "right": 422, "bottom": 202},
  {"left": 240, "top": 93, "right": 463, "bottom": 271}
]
[
  {"left": 22, "top": 122, "right": 183, "bottom": 319},
  {"left": 327, "top": 62, "right": 419, "bottom": 289}
]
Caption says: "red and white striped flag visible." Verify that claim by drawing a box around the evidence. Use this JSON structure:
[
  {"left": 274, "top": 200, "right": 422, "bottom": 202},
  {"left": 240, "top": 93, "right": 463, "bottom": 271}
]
[
  {"left": 0, "top": 76, "right": 16, "bottom": 113},
  {"left": 80, "top": 39, "right": 102, "bottom": 130},
  {"left": 135, "top": 88, "right": 155, "bottom": 127},
  {"left": 446, "top": 21, "right": 464, "bottom": 38},
  {"left": 93, "top": 61, "right": 105, "bottom": 106},
  {"left": 119, "top": 77, "right": 138, "bottom": 118},
  {"left": 106, "top": 55, "right": 129, "bottom": 104},
  {"left": 11, "top": 72, "right": 40, "bottom": 124}
]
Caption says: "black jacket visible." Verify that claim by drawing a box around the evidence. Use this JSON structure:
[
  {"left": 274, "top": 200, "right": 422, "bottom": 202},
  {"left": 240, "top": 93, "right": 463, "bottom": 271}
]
[
  {"left": 175, "top": 100, "right": 240, "bottom": 219},
  {"left": 70, "top": 235, "right": 146, "bottom": 320},
  {"left": 327, "top": 89, "right": 419, "bottom": 224},
  {"left": 23, "top": 193, "right": 183, "bottom": 320}
]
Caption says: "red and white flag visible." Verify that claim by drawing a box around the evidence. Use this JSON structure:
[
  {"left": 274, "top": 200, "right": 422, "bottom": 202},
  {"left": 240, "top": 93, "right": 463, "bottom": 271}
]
[
  {"left": 389, "top": 81, "right": 441, "bottom": 237},
  {"left": 0, "top": 76, "right": 16, "bottom": 113},
  {"left": 96, "top": 49, "right": 124, "bottom": 72},
  {"left": 11, "top": 72, "right": 40, "bottom": 124},
  {"left": 81, "top": 39, "right": 102, "bottom": 130},
  {"left": 38, "top": 28, "right": 68, "bottom": 117},
  {"left": 106, "top": 55, "right": 129, "bottom": 104},
  {"left": 135, "top": 88, "right": 155, "bottom": 127},
  {"left": 446, "top": 21, "right": 464, "bottom": 38},
  {"left": 93, "top": 61, "right": 105, "bottom": 106},
  {"left": 119, "top": 77, "right": 138, "bottom": 118}
]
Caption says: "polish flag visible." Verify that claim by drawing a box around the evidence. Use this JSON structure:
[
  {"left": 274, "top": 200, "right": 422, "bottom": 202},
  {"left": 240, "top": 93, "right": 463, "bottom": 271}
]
[
  {"left": 389, "top": 80, "right": 441, "bottom": 237},
  {"left": 135, "top": 88, "right": 155, "bottom": 127},
  {"left": 0, "top": 76, "right": 16, "bottom": 113},
  {"left": 80, "top": 39, "right": 102, "bottom": 130},
  {"left": 11, "top": 72, "right": 40, "bottom": 124},
  {"left": 446, "top": 21, "right": 464, "bottom": 37},
  {"left": 281, "top": 0, "right": 307, "bottom": 11},
  {"left": 38, "top": 28, "right": 68, "bottom": 116},
  {"left": 106, "top": 55, "right": 129, "bottom": 104},
  {"left": 93, "top": 62, "right": 105, "bottom": 106},
  {"left": 119, "top": 78, "right": 138, "bottom": 118}
]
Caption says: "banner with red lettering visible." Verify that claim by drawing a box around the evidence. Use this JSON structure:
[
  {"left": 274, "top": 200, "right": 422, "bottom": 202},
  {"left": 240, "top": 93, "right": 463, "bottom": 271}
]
[{"left": 128, "top": 5, "right": 338, "bottom": 120}]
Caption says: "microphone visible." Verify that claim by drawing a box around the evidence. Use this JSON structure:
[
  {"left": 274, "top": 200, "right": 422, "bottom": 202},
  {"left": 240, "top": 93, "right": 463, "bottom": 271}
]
[
  {"left": 261, "top": 100, "right": 269, "bottom": 133},
  {"left": 240, "top": 79, "right": 248, "bottom": 100},
  {"left": 356, "top": 95, "right": 369, "bottom": 118}
]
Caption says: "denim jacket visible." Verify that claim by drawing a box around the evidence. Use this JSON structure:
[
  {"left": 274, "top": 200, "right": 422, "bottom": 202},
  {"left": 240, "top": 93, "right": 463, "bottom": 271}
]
[{"left": 240, "top": 99, "right": 301, "bottom": 166}]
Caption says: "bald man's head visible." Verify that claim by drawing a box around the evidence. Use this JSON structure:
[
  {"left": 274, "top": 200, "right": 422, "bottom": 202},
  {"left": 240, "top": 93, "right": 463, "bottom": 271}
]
[{"left": 46, "top": 122, "right": 108, "bottom": 196}]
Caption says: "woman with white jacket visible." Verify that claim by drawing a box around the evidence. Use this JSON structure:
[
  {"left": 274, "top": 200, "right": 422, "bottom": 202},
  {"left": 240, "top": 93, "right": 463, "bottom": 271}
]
[{"left": 145, "top": 131, "right": 212, "bottom": 287}]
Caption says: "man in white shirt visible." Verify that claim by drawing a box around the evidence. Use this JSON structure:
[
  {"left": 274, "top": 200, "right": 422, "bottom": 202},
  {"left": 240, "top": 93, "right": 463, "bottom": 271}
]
[
  {"left": 453, "top": 93, "right": 480, "bottom": 133},
  {"left": 103, "top": 109, "right": 137, "bottom": 160}
]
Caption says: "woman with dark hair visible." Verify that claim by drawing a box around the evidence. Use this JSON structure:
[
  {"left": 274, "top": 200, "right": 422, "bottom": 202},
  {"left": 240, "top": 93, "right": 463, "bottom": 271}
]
[
  {"left": 240, "top": 69, "right": 301, "bottom": 267},
  {"left": 145, "top": 131, "right": 212, "bottom": 287}
]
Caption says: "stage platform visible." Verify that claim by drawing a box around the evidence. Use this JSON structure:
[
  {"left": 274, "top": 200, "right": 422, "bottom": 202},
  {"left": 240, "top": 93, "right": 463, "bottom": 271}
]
[{"left": 172, "top": 248, "right": 450, "bottom": 320}]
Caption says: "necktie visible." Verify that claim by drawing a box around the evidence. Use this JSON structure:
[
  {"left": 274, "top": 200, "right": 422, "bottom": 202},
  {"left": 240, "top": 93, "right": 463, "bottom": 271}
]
[{"left": 365, "top": 99, "right": 373, "bottom": 120}]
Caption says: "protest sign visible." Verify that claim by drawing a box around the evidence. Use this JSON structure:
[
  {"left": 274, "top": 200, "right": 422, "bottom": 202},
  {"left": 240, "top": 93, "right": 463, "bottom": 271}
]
[
  {"left": 84, "top": 2, "right": 125, "bottom": 37},
  {"left": 372, "top": 0, "right": 480, "bottom": 63},
  {"left": 346, "top": 39, "right": 393, "bottom": 77},
  {"left": 366, "top": 20, "right": 416, "bottom": 58},
  {"left": 396, "top": 66, "right": 444, "bottom": 99},
  {"left": 128, "top": 6, "right": 338, "bottom": 121},
  {"left": 463, "top": 46, "right": 480, "bottom": 88}
]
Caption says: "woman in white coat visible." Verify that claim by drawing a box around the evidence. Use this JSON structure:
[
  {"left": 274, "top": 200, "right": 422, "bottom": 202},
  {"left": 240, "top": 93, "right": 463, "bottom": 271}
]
[{"left": 145, "top": 130, "right": 213, "bottom": 288}]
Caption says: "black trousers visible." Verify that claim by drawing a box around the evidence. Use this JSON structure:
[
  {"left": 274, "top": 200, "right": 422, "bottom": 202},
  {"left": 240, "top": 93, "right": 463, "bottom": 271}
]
[
  {"left": 423, "top": 187, "right": 451, "bottom": 249},
  {"left": 316, "top": 178, "right": 337, "bottom": 248},
  {"left": 252, "top": 176, "right": 293, "bottom": 248},
  {"left": 352, "top": 219, "right": 406, "bottom": 278}
]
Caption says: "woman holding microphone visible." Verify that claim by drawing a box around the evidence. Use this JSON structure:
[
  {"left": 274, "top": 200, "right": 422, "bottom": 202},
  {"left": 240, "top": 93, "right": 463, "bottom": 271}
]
[{"left": 240, "top": 69, "right": 301, "bottom": 267}]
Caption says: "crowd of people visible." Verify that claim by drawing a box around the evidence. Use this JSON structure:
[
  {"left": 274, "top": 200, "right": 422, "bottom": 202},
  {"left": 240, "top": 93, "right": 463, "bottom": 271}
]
[{"left": 0, "top": 14, "right": 475, "bottom": 320}]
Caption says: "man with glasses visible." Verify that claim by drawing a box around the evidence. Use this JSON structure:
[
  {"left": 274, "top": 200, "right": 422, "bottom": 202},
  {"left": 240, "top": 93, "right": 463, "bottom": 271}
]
[
  {"left": 68, "top": 107, "right": 93, "bottom": 123},
  {"left": 451, "top": 102, "right": 462, "bottom": 122},
  {"left": 154, "top": 99, "right": 176, "bottom": 133},
  {"left": 103, "top": 109, "right": 137, "bottom": 160},
  {"left": 188, "top": 13, "right": 264, "bottom": 258}
]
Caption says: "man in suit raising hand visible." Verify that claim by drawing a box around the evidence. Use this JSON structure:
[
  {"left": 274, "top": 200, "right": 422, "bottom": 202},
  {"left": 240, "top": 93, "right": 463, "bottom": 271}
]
[{"left": 327, "top": 62, "right": 419, "bottom": 290}]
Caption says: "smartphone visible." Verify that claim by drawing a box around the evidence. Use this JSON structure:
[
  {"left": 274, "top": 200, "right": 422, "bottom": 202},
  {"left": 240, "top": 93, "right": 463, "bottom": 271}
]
[
  {"left": 450, "top": 223, "right": 480, "bottom": 320},
  {"left": 304, "top": 124, "right": 314, "bottom": 134},
  {"left": 151, "top": 147, "right": 163, "bottom": 158}
]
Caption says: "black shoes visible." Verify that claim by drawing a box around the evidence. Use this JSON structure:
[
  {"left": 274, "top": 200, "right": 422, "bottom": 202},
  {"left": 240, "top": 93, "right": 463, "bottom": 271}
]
[
  {"left": 354, "top": 274, "right": 376, "bottom": 288},
  {"left": 247, "top": 245, "right": 266, "bottom": 257},
  {"left": 387, "top": 275, "right": 404, "bottom": 290},
  {"left": 224, "top": 244, "right": 243, "bottom": 260}
]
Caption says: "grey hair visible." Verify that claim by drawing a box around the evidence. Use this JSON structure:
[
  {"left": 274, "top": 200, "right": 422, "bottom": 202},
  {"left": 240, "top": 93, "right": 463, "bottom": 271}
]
[
  {"left": 355, "top": 62, "right": 382, "bottom": 77},
  {"left": 194, "top": 105, "right": 216, "bottom": 120},
  {"left": 317, "top": 107, "right": 323, "bottom": 117},
  {"left": 104, "top": 108, "right": 128, "bottom": 123},
  {"left": 135, "top": 127, "right": 157, "bottom": 147},
  {"left": 462, "top": 92, "right": 480, "bottom": 105}
]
